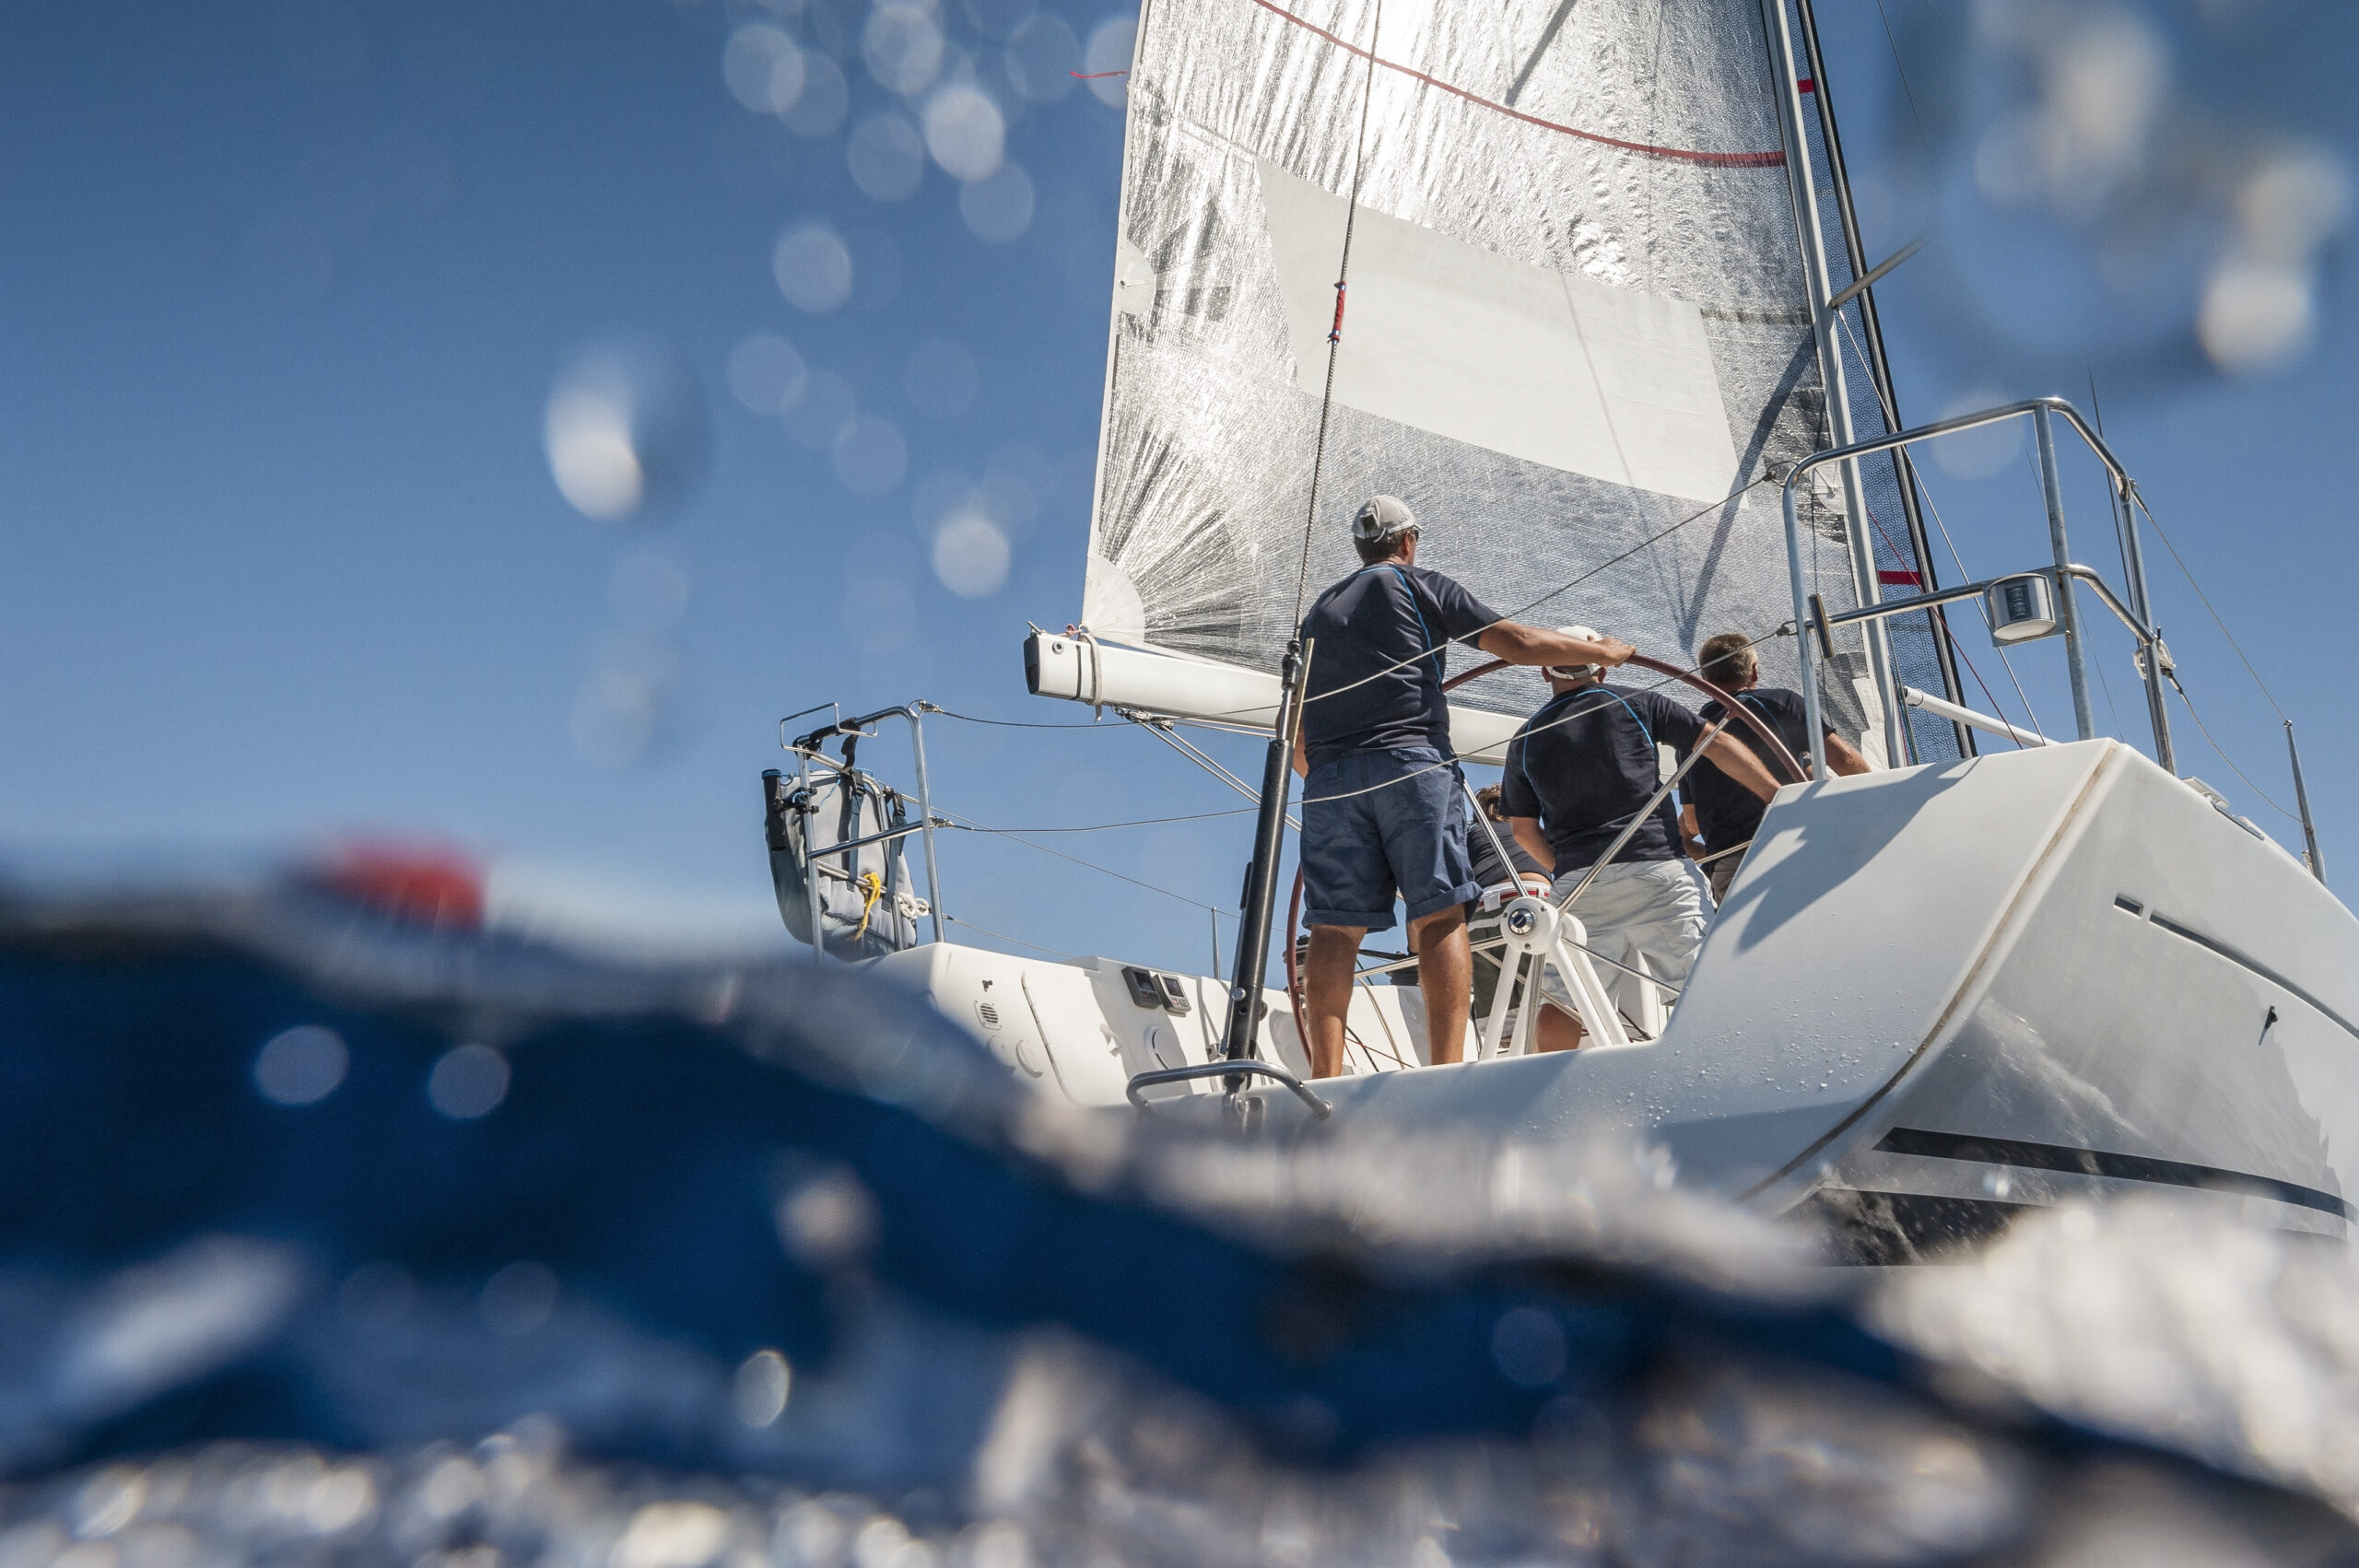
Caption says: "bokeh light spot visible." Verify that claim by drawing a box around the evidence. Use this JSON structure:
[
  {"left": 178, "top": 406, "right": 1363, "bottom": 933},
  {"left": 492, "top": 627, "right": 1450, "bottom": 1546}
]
[
  {"left": 253, "top": 1025, "right": 348, "bottom": 1107},
  {"left": 783, "top": 370, "right": 857, "bottom": 449},
  {"left": 848, "top": 112, "right": 927, "bottom": 202},
  {"left": 1083, "top": 18, "right": 1134, "bottom": 104},
  {"left": 774, "top": 223, "right": 854, "bottom": 313},
  {"left": 427, "top": 1044, "right": 511, "bottom": 1119},
  {"left": 478, "top": 1261, "right": 559, "bottom": 1336},
  {"left": 963, "top": 0, "right": 1038, "bottom": 44},
  {"left": 2199, "top": 260, "right": 2314, "bottom": 375},
  {"left": 727, "top": 332, "right": 808, "bottom": 416},
  {"left": 616, "top": 1502, "right": 732, "bottom": 1568},
  {"left": 722, "top": 23, "right": 806, "bottom": 115},
  {"left": 863, "top": 5, "right": 945, "bottom": 96},
  {"left": 546, "top": 392, "right": 642, "bottom": 519},
  {"left": 783, "top": 54, "right": 851, "bottom": 138},
  {"left": 960, "top": 161, "right": 1034, "bottom": 243},
  {"left": 932, "top": 511, "right": 1011, "bottom": 598},
  {"left": 733, "top": 1349, "right": 793, "bottom": 1427},
  {"left": 904, "top": 338, "right": 979, "bottom": 418},
  {"left": 570, "top": 634, "right": 692, "bottom": 768},
  {"left": 1930, "top": 391, "right": 2026, "bottom": 480},
  {"left": 1491, "top": 1305, "right": 1567, "bottom": 1387},
  {"left": 543, "top": 341, "right": 708, "bottom": 524},
  {"left": 923, "top": 84, "right": 1005, "bottom": 182},
  {"left": 1003, "top": 15, "right": 1078, "bottom": 103},
  {"left": 834, "top": 416, "right": 909, "bottom": 496}
]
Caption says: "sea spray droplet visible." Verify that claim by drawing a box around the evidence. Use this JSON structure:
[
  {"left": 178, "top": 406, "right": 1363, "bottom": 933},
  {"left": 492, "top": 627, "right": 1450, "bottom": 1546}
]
[{"left": 544, "top": 339, "right": 708, "bottom": 524}]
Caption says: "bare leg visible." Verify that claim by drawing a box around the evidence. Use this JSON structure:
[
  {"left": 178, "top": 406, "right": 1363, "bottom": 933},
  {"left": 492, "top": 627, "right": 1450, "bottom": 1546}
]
[
  {"left": 1407, "top": 905, "right": 1471, "bottom": 1066},
  {"left": 1303, "top": 924, "right": 1365, "bottom": 1079},
  {"left": 1535, "top": 1000, "right": 1586, "bottom": 1053}
]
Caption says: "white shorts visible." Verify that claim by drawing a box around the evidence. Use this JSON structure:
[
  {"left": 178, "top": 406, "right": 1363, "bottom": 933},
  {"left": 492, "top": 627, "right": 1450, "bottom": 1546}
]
[{"left": 1536, "top": 858, "right": 1708, "bottom": 1013}]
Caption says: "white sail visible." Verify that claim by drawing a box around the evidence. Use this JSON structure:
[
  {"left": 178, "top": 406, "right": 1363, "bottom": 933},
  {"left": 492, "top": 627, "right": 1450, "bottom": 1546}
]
[{"left": 1077, "top": 0, "right": 1895, "bottom": 737}]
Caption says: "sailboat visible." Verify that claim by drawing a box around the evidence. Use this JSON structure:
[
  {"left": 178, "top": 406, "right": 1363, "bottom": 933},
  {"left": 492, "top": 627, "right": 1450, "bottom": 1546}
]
[{"left": 762, "top": 0, "right": 2359, "bottom": 1262}]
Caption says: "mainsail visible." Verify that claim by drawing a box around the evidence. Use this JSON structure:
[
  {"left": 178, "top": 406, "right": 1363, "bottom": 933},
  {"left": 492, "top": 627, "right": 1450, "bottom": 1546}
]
[{"left": 1075, "top": 0, "right": 1950, "bottom": 755}]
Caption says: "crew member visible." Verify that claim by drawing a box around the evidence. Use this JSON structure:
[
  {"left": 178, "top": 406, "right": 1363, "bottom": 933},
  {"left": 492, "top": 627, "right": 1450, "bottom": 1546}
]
[
  {"left": 1292, "top": 497, "right": 1634, "bottom": 1078},
  {"left": 1682, "top": 631, "right": 1872, "bottom": 903},
  {"left": 1499, "top": 628, "right": 1782, "bottom": 1052}
]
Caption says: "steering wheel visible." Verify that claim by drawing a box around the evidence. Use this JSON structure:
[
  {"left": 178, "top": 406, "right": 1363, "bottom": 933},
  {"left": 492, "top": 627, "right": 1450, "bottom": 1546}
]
[{"left": 1279, "top": 645, "right": 1810, "bottom": 1065}]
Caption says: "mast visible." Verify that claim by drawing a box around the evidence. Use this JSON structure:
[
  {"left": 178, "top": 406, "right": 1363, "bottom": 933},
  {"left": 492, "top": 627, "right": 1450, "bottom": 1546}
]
[
  {"left": 1790, "top": 0, "right": 1973, "bottom": 759},
  {"left": 1221, "top": 646, "right": 1304, "bottom": 1063},
  {"left": 1761, "top": 0, "right": 1907, "bottom": 768}
]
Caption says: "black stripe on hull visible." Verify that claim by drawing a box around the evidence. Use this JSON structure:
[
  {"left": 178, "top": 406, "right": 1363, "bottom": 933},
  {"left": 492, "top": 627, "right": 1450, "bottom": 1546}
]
[
  {"left": 1795, "top": 1189, "right": 2032, "bottom": 1266},
  {"left": 2145, "top": 909, "right": 2359, "bottom": 1043},
  {"left": 1876, "top": 1127, "right": 2353, "bottom": 1220}
]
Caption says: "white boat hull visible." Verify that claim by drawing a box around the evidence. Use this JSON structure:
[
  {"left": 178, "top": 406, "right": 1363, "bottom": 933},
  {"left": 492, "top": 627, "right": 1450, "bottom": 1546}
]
[{"left": 883, "top": 741, "right": 2359, "bottom": 1259}]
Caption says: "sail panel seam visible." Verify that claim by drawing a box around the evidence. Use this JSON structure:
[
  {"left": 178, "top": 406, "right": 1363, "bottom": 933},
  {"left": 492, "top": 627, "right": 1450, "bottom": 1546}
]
[{"left": 1244, "top": 0, "right": 1787, "bottom": 169}]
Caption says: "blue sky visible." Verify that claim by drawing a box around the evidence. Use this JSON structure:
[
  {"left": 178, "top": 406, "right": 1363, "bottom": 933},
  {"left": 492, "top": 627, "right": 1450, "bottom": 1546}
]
[{"left": 1, "top": 0, "right": 2350, "bottom": 974}]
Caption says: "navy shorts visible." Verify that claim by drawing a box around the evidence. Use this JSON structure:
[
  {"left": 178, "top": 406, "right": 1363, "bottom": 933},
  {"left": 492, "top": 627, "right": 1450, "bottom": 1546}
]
[{"left": 1300, "top": 747, "right": 1480, "bottom": 930}]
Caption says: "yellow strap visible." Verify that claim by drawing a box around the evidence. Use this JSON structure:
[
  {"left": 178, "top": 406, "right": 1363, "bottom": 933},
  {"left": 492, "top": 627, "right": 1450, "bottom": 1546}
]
[{"left": 851, "top": 871, "right": 886, "bottom": 941}]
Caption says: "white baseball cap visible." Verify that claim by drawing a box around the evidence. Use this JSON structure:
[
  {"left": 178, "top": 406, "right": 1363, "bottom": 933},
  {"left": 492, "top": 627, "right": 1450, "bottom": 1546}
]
[
  {"left": 1545, "top": 626, "right": 1602, "bottom": 681},
  {"left": 1351, "top": 495, "right": 1419, "bottom": 545}
]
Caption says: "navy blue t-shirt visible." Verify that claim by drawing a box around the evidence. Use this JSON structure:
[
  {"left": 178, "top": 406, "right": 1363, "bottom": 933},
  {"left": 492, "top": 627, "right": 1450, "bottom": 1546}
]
[
  {"left": 1499, "top": 684, "right": 1708, "bottom": 871},
  {"left": 1468, "top": 812, "right": 1549, "bottom": 889},
  {"left": 1297, "top": 564, "right": 1502, "bottom": 767},
  {"left": 1684, "top": 687, "right": 1817, "bottom": 852}
]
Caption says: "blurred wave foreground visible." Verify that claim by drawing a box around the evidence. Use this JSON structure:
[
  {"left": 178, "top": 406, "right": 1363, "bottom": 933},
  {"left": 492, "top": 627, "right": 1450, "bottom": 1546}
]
[{"left": 2, "top": 876, "right": 2359, "bottom": 1567}]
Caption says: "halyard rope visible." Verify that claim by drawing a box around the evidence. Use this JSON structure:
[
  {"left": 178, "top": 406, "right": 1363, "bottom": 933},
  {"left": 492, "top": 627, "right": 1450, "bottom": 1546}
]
[{"left": 1287, "top": 0, "right": 1387, "bottom": 629}]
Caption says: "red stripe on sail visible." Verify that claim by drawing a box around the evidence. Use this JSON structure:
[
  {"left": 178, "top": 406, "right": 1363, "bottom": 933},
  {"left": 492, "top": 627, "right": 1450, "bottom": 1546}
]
[
  {"left": 1245, "top": 0, "right": 1789, "bottom": 168},
  {"left": 1879, "top": 569, "right": 1922, "bottom": 586}
]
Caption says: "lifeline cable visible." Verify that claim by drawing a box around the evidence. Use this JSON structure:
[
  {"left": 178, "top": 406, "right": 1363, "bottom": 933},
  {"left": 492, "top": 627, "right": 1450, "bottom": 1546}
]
[
  {"left": 1298, "top": 647, "right": 1800, "bottom": 804},
  {"left": 1285, "top": 0, "right": 1386, "bottom": 629},
  {"left": 943, "top": 913, "right": 1083, "bottom": 962},
  {"left": 939, "top": 809, "right": 1231, "bottom": 913}
]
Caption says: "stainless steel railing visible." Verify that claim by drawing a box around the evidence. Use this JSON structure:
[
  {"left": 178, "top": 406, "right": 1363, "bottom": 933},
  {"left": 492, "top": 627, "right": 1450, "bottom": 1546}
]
[{"left": 1782, "top": 396, "right": 2176, "bottom": 778}]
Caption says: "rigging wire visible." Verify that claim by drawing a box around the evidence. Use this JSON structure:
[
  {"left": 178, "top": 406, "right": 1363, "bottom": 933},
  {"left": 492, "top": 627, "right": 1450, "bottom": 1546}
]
[
  {"left": 1128, "top": 715, "right": 1302, "bottom": 830},
  {"left": 1293, "top": 474, "right": 1773, "bottom": 711},
  {"left": 925, "top": 707, "right": 1112, "bottom": 730},
  {"left": 2169, "top": 676, "right": 2302, "bottom": 823},
  {"left": 1907, "top": 447, "right": 2048, "bottom": 739},
  {"left": 1287, "top": 0, "right": 1388, "bottom": 628},
  {"left": 2090, "top": 634, "right": 2128, "bottom": 739},
  {"left": 1831, "top": 310, "right": 2038, "bottom": 744},
  {"left": 939, "top": 808, "right": 1230, "bottom": 914},
  {"left": 943, "top": 913, "right": 1084, "bottom": 962},
  {"left": 1299, "top": 637, "right": 1787, "bottom": 803},
  {"left": 1868, "top": 0, "right": 1932, "bottom": 161},
  {"left": 2130, "top": 488, "right": 2294, "bottom": 724},
  {"left": 951, "top": 805, "right": 1257, "bottom": 834}
]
